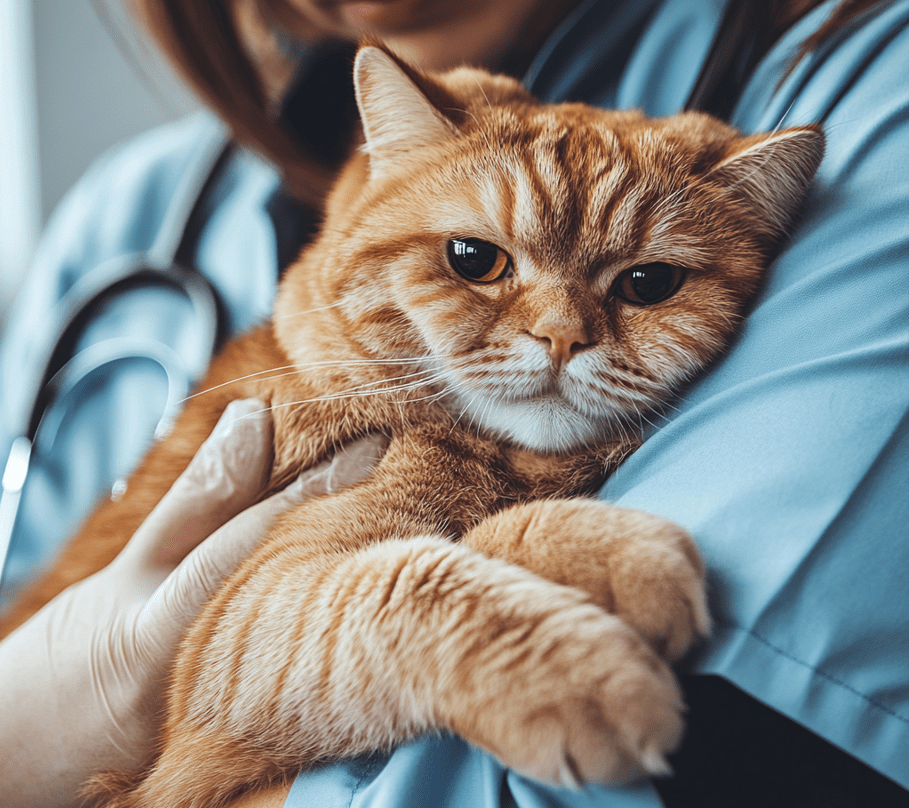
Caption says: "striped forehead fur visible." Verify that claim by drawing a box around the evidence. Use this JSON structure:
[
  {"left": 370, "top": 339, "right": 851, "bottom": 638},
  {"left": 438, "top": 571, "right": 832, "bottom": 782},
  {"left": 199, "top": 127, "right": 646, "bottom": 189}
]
[{"left": 442, "top": 111, "right": 730, "bottom": 278}]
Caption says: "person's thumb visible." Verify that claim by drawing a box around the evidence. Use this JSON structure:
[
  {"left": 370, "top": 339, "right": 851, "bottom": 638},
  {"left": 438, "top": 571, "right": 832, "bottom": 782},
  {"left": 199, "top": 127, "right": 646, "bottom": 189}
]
[{"left": 118, "top": 397, "right": 274, "bottom": 573}]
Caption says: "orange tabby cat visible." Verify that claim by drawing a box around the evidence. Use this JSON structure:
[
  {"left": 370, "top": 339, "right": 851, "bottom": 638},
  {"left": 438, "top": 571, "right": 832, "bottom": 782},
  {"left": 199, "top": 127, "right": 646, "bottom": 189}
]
[{"left": 0, "top": 44, "right": 824, "bottom": 808}]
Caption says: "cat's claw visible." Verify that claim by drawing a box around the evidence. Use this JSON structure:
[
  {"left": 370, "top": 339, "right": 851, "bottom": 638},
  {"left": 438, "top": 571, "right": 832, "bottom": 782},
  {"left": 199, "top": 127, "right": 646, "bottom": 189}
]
[{"left": 462, "top": 605, "right": 686, "bottom": 788}]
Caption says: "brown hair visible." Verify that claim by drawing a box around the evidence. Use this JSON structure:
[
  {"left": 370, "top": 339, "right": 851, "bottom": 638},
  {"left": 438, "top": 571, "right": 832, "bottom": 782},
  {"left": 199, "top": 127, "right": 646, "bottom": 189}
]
[
  {"left": 128, "top": 0, "right": 339, "bottom": 205},
  {"left": 771, "top": 0, "right": 892, "bottom": 59},
  {"left": 128, "top": 0, "right": 887, "bottom": 207}
]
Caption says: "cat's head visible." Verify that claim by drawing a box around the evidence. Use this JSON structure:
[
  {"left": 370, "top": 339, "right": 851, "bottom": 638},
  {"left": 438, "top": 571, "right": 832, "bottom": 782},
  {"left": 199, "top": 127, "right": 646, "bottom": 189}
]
[{"left": 275, "top": 45, "right": 824, "bottom": 453}]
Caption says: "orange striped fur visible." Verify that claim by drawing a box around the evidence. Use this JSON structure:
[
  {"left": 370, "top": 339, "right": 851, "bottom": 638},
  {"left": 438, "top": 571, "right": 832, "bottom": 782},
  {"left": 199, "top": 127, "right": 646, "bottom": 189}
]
[{"left": 1, "top": 44, "right": 824, "bottom": 807}]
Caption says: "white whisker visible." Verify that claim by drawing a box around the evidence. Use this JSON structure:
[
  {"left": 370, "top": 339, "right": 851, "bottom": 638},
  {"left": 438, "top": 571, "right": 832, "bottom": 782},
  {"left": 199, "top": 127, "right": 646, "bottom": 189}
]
[
  {"left": 447, "top": 104, "right": 497, "bottom": 154},
  {"left": 232, "top": 375, "right": 450, "bottom": 423},
  {"left": 448, "top": 390, "right": 483, "bottom": 435},
  {"left": 183, "top": 357, "right": 432, "bottom": 402},
  {"left": 470, "top": 74, "right": 492, "bottom": 111},
  {"left": 771, "top": 98, "right": 797, "bottom": 134},
  {"left": 272, "top": 300, "right": 346, "bottom": 321}
]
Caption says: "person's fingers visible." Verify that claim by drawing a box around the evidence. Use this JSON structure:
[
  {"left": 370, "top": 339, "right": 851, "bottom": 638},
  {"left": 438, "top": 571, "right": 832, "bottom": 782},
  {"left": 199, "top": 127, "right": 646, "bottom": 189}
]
[
  {"left": 172, "top": 398, "right": 273, "bottom": 503},
  {"left": 183, "top": 431, "right": 390, "bottom": 575},
  {"left": 137, "top": 433, "right": 388, "bottom": 645},
  {"left": 119, "top": 399, "right": 273, "bottom": 570},
  {"left": 321, "top": 432, "right": 389, "bottom": 495}
]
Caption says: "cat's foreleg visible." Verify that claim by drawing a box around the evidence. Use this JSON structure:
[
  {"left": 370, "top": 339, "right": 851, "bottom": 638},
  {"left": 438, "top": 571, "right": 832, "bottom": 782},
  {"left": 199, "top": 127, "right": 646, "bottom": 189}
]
[
  {"left": 103, "top": 532, "right": 685, "bottom": 807},
  {"left": 461, "top": 498, "right": 711, "bottom": 661}
]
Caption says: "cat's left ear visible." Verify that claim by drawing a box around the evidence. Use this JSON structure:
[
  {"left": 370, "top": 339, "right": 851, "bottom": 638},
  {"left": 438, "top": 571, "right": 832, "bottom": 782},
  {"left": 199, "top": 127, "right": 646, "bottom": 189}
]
[
  {"left": 709, "top": 126, "right": 825, "bottom": 237},
  {"left": 353, "top": 45, "right": 459, "bottom": 179}
]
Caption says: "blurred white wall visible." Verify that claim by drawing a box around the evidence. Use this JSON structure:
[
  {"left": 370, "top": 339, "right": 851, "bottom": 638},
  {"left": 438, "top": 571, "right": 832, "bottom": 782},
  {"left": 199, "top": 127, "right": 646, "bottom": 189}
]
[
  {"left": 0, "top": 0, "right": 40, "bottom": 323},
  {"left": 0, "top": 0, "right": 198, "bottom": 326}
]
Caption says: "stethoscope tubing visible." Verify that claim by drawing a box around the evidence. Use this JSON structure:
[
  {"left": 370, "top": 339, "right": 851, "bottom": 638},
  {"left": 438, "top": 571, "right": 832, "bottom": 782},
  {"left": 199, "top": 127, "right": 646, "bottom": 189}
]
[{"left": 0, "top": 127, "right": 232, "bottom": 591}]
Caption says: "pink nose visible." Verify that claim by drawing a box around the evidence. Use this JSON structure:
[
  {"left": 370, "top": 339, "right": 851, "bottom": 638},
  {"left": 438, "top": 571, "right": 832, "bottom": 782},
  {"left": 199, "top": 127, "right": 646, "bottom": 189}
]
[{"left": 529, "top": 321, "right": 592, "bottom": 372}]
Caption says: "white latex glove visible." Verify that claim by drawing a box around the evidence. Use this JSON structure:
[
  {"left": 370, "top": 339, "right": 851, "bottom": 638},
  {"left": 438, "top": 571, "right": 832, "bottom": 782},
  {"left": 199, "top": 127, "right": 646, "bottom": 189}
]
[{"left": 0, "top": 398, "right": 386, "bottom": 808}]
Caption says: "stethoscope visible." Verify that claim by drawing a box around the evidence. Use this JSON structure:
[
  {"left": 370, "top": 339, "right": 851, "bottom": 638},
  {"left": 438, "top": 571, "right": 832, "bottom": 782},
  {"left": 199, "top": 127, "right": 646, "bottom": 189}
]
[
  {"left": 0, "top": 0, "right": 886, "bottom": 588},
  {"left": 0, "top": 126, "right": 233, "bottom": 587}
]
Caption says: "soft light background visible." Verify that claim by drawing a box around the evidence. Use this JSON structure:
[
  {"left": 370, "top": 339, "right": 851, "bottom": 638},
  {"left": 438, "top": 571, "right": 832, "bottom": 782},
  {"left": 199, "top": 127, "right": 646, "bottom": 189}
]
[{"left": 0, "top": 0, "right": 197, "bottom": 328}]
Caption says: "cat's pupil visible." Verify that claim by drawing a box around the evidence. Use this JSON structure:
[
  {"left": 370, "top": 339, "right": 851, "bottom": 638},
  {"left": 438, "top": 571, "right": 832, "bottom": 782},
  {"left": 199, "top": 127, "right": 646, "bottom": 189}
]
[
  {"left": 617, "top": 263, "right": 684, "bottom": 305},
  {"left": 631, "top": 266, "right": 674, "bottom": 301},
  {"left": 447, "top": 238, "right": 510, "bottom": 283}
]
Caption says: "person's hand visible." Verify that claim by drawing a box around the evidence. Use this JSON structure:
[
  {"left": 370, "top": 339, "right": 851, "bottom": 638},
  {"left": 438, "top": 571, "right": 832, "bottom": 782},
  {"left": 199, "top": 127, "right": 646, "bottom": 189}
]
[{"left": 0, "top": 398, "right": 386, "bottom": 808}]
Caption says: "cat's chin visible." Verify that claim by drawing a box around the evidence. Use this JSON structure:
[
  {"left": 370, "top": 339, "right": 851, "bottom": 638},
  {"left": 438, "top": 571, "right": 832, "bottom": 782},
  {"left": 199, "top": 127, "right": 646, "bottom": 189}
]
[{"left": 458, "top": 395, "right": 609, "bottom": 454}]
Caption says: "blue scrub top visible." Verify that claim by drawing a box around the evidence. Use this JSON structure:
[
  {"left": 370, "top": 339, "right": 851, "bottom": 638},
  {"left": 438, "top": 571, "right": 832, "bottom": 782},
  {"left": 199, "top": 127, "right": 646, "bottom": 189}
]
[{"left": 1, "top": 0, "right": 907, "bottom": 803}]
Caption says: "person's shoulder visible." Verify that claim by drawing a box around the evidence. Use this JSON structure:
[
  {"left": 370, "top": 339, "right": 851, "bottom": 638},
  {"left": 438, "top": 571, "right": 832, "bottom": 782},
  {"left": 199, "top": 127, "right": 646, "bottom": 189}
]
[
  {"left": 87, "top": 111, "right": 226, "bottom": 193},
  {"left": 60, "top": 112, "right": 227, "bottom": 248},
  {"left": 0, "top": 113, "right": 229, "bottom": 384},
  {"left": 21, "top": 112, "right": 229, "bottom": 306}
]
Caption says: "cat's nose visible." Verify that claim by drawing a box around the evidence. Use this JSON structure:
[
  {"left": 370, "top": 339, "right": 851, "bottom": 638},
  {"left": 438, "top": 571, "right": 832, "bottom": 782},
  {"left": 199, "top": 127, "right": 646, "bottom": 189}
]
[{"left": 529, "top": 321, "right": 592, "bottom": 372}]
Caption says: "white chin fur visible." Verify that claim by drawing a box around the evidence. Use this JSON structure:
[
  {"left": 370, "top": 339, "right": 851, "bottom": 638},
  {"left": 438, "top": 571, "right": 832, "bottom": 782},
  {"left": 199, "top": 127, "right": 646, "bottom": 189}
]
[{"left": 459, "top": 395, "right": 606, "bottom": 453}]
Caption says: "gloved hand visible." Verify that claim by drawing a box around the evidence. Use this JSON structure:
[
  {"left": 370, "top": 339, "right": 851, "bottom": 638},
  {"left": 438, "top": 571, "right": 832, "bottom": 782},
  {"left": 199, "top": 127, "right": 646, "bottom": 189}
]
[{"left": 0, "top": 398, "right": 387, "bottom": 808}]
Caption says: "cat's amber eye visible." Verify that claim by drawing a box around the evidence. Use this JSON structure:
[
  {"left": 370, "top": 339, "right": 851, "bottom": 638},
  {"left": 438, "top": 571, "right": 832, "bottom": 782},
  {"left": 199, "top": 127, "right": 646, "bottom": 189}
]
[
  {"left": 614, "top": 263, "right": 686, "bottom": 306},
  {"left": 447, "top": 238, "right": 513, "bottom": 284}
]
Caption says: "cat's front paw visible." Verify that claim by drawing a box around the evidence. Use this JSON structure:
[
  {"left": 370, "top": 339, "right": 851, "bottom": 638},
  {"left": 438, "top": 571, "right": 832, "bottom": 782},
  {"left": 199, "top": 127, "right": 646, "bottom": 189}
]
[
  {"left": 456, "top": 603, "right": 684, "bottom": 787},
  {"left": 464, "top": 499, "right": 710, "bottom": 660}
]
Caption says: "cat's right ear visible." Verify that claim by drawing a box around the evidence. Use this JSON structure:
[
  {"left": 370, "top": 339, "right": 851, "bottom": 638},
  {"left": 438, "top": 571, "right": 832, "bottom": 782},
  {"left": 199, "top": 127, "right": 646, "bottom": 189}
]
[{"left": 353, "top": 45, "right": 458, "bottom": 180}]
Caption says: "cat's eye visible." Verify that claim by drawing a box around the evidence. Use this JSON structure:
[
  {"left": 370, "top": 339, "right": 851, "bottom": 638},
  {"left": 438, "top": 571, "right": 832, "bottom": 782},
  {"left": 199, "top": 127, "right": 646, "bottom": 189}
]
[
  {"left": 614, "top": 263, "right": 686, "bottom": 306},
  {"left": 447, "top": 238, "right": 513, "bottom": 284}
]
